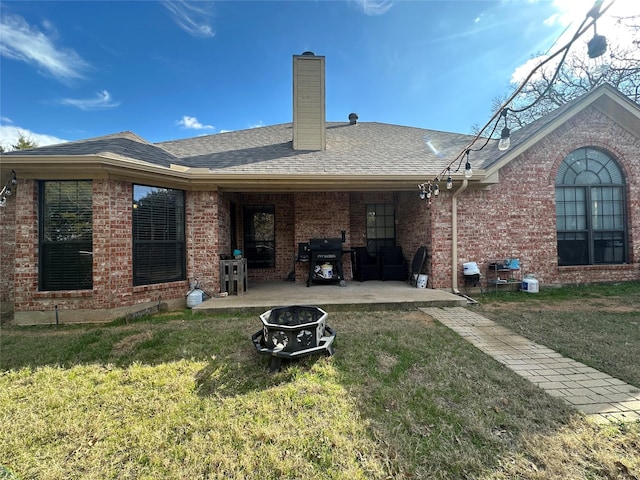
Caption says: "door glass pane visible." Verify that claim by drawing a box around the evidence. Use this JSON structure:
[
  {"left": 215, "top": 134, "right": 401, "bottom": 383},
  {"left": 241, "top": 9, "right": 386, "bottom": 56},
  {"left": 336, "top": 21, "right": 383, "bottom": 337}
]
[
  {"left": 243, "top": 205, "right": 275, "bottom": 268},
  {"left": 366, "top": 203, "right": 396, "bottom": 255}
]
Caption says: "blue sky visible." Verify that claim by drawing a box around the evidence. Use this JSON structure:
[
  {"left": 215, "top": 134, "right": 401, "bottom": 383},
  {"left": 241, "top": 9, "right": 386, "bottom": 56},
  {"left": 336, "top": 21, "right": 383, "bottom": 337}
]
[{"left": 0, "top": 0, "right": 636, "bottom": 150}]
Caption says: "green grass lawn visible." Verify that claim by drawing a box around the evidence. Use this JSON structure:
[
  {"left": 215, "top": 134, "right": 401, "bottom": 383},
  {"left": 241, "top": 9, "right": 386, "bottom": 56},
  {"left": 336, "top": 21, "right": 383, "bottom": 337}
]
[{"left": 1, "top": 283, "right": 639, "bottom": 479}]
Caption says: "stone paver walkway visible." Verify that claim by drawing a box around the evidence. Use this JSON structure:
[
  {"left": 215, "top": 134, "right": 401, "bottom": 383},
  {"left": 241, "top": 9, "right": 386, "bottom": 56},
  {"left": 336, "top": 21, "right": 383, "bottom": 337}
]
[{"left": 421, "top": 307, "right": 640, "bottom": 424}]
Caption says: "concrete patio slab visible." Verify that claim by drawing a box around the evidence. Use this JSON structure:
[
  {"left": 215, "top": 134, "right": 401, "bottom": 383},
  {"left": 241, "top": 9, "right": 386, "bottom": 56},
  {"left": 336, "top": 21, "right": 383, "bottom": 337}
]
[{"left": 192, "top": 280, "right": 467, "bottom": 314}]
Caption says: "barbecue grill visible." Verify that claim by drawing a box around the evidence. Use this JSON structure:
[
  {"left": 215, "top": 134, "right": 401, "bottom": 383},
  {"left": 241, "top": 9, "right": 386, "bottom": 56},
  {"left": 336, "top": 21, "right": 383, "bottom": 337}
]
[{"left": 307, "top": 237, "right": 346, "bottom": 287}]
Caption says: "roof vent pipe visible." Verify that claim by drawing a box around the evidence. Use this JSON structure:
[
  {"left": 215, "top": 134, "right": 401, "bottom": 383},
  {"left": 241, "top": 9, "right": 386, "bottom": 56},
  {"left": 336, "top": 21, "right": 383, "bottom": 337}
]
[{"left": 348, "top": 113, "right": 358, "bottom": 125}]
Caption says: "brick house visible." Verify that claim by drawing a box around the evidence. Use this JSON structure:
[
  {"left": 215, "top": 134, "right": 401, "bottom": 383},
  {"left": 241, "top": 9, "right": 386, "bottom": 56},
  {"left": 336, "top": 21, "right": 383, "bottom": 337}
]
[{"left": 1, "top": 53, "right": 639, "bottom": 324}]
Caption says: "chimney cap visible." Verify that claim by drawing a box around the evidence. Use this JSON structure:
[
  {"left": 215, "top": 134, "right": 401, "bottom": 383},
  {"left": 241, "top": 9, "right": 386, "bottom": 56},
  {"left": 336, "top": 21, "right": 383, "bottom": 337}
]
[
  {"left": 301, "top": 51, "right": 315, "bottom": 56},
  {"left": 348, "top": 113, "right": 359, "bottom": 125}
]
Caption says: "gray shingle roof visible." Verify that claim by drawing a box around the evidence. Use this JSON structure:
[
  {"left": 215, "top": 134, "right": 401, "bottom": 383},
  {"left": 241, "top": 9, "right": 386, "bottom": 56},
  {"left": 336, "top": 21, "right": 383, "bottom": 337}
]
[
  {"left": 5, "top": 123, "right": 477, "bottom": 178},
  {"left": 158, "top": 122, "right": 477, "bottom": 176},
  {"left": 5, "top": 131, "right": 179, "bottom": 167}
]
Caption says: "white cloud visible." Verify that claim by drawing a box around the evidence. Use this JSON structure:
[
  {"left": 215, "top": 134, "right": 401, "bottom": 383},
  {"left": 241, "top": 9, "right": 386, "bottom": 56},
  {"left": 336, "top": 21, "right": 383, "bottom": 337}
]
[
  {"left": 58, "top": 90, "right": 121, "bottom": 111},
  {"left": 352, "top": 0, "right": 393, "bottom": 16},
  {"left": 177, "top": 115, "right": 214, "bottom": 130},
  {"left": 162, "top": 1, "right": 215, "bottom": 38},
  {"left": 0, "top": 123, "right": 67, "bottom": 151},
  {"left": 0, "top": 14, "right": 90, "bottom": 83}
]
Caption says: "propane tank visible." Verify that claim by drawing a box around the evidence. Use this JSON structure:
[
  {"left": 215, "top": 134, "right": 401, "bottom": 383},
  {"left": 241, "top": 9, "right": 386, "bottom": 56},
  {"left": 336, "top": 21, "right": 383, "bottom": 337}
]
[{"left": 186, "top": 289, "right": 204, "bottom": 308}]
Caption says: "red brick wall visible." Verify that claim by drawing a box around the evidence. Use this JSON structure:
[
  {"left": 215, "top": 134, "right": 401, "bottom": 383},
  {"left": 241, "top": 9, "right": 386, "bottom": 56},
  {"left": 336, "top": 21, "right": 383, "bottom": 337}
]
[
  {"left": 428, "top": 190, "right": 455, "bottom": 289},
  {"left": 12, "top": 180, "right": 44, "bottom": 311},
  {"left": 187, "top": 190, "right": 220, "bottom": 295},
  {"left": 432, "top": 107, "right": 639, "bottom": 289},
  {"left": 396, "top": 191, "right": 431, "bottom": 276},
  {"left": 0, "top": 178, "right": 19, "bottom": 321}
]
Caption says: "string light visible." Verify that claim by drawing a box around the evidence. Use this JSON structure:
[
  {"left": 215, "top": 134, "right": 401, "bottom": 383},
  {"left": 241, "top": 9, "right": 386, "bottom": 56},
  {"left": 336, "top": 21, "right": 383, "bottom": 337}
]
[
  {"left": 498, "top": 109, "right": 511, "bottom": 151},
  {"left": 0, "top": 170, "right": 17, "bottom": 208},
  {"left": 417, "top": 0, "right": 613, "bottom": 203},
  {"left": 588, "top": 25, "right": 607, "bottom": 58},
  {"left": 464, "top": 151, "right": 473, "bottom": 178}
]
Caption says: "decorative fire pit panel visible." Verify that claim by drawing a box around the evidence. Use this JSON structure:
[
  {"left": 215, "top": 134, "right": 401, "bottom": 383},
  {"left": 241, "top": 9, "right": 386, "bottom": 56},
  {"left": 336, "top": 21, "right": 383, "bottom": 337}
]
[{"left": 252, "top": 305, "right": 336, "bottom": 371}]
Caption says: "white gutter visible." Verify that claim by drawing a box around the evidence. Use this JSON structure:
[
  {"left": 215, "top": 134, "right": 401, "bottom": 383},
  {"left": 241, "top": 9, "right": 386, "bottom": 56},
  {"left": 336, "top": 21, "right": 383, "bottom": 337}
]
[{"left": 451, "top": 179, "right": 468, "bottom": 294}]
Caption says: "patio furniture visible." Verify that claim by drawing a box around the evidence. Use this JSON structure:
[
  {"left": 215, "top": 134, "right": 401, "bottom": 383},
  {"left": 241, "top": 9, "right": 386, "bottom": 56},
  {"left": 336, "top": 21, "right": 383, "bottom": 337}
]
[
  {"left": 379, "top": 246, "right": 407, "bottom": 281},
  {"left": 409, "top": 246, "right": 427, "bottom": 287},
  {"left": 220, "top": 258, "right": 248, "bottom": 295},
  {"left": 353, "top": 246, "right": 380, "bottom": 281}
]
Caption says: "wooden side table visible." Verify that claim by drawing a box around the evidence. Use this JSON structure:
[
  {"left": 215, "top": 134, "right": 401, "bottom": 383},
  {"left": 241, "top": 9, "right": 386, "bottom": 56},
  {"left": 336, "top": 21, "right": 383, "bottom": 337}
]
[{"left": 220, "top": 258, "right": 248, "bottom": 295}]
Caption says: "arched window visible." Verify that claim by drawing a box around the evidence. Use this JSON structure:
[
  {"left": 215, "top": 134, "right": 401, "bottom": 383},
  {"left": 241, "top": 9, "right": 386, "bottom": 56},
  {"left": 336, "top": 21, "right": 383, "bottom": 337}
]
[{"left": 555, "top": 147, "right": 627, "bottom": 266}]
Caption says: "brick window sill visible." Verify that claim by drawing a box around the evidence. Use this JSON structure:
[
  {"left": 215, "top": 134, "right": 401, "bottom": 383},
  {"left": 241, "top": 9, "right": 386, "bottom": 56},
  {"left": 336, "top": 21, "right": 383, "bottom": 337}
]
[
  {"left": 34, "top": 290, "right": 93, "bottom": 299},
  {"left": 558, "top": 264, "right": 635, "bottom": 273},
  {"left": 133, "top": 280, "right": 188, "bottom": 294}
]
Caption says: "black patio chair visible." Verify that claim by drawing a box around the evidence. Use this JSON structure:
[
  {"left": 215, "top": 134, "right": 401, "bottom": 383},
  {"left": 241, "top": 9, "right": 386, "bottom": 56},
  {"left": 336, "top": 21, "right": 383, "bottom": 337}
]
[
  {"left": 409, "top": 246, "right": 427, "bottom": 287},
  {"left": 379, "top": 246, "right": 407, "bottom": 281},
  {"left": 353, "top": 246, "right": 380, "bottom": 281}
]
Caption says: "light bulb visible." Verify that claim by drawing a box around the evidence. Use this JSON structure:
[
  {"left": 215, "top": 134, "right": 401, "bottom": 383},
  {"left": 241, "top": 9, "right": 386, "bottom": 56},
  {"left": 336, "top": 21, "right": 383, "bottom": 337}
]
[
  {"left": 446, "top": 176, "right": 453, "bottom": 190},
  {"left": 0, "top": 197, "right": 6, "bottom": 208},
  {"left": 419, "top": 190, "right": 426, "bottom": 200},
  {"left": 433, "top": 184, "right": 440, "bottom": 196},
  {"left": 464, "top": 161, "right": 473, "bottom": 178},
  {"left": 498, "top": 126, "right": 511, "bottom": 151},
  {"left": 588, "top": 33, "right": 607, "bottom": 59},
  {"left": 5, "top": 188, "right": 11, "bottom": 196}
]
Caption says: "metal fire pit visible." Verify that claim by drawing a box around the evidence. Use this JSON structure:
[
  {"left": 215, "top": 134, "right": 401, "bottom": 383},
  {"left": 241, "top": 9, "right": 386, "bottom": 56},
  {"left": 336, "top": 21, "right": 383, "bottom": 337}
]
[{"left": 252, "top": 305, "right": 336, "bottom": 371}]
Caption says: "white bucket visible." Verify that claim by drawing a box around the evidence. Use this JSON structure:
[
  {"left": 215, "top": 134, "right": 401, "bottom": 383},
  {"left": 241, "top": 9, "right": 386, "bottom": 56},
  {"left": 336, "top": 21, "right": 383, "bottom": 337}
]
[
  {"left": 186, "top": 289, "right": 204, "bottom": 308},
  {"left": 417, "top": 274, "right": 428, "bottom": 289},
  {"left": 321, "top": 263, "right": 333, "bottom": 279},
  {"left": 521, "top": 278, "right": 539, "bottom": 293},
  {"left": 463, "top": 262, "right": 480, "bottom": 275}
]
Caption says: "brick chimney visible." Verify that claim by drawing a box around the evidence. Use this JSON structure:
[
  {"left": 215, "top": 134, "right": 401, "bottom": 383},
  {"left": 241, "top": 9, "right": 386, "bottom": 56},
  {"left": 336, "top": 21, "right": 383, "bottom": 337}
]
[{"left": 292, "top": 52, "right": 326, "bottom": 151}]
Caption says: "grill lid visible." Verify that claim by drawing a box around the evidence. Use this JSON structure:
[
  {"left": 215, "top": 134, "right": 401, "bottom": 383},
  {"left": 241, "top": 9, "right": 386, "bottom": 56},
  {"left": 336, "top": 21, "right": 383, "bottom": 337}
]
[{"left": 309, "top": 238, "right": 342, "bottom": 251}]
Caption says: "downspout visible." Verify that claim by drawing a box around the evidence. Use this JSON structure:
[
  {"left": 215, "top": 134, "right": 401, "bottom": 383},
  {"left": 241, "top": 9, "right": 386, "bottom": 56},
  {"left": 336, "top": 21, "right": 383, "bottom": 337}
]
[{"left": 451, "top": 179, "right": 468, "bottom": 294}]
